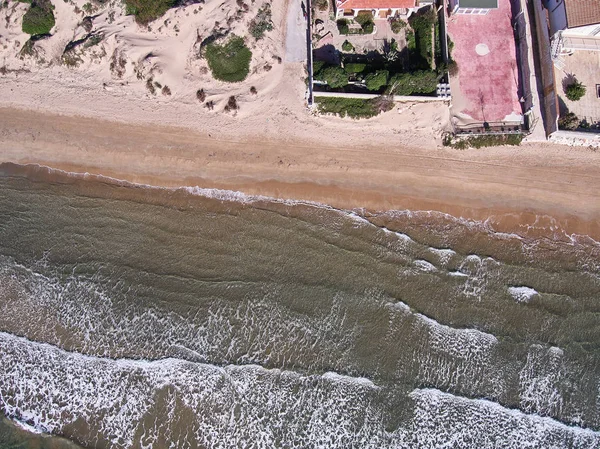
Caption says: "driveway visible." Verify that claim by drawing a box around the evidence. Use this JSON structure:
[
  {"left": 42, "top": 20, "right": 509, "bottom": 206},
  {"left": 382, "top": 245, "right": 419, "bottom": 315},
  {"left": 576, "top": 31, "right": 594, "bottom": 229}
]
[{"left": 285, "top": 0, "right": 308, "bottom": 63}]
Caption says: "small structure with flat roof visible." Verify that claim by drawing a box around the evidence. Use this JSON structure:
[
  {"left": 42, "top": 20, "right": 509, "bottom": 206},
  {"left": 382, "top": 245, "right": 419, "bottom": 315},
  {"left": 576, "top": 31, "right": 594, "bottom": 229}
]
[
  {"left": 334, "top": 0, "right": 419, "bottom": 19},
  {"left": 450, "top": 0, "right": 498, "bottom": 15}
]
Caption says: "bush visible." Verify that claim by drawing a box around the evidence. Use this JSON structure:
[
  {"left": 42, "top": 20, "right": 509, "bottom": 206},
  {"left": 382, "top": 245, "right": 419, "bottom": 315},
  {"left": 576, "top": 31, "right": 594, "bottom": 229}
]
[
  {"left": 342, "top": 40, "right": 353, "bottom": 52},
  {"left": 558, "top": 112, "right": 580, "bottom": 130},
  {"left": 315, "top": 96, "right": 393, "bottom": 119},
  {"left": 249, "top": 4, "right": 273, "bottom": 40},
  {"left": 344, "top": 62, "right": 366, "bottom": 74},
  {"left": 390, "top": 18, "right": 407, "bottom": 34},
  {"left": 224, "top": 95, "right": 238, "bottom": 112},
  {"left": 355, "top": 11, "right": 374, "bottom": 34},
  {"left": 124, "top": 0, "right": 175, "bottom": 24},
  {"left": 337, "top": 18, "right": 349, "bottom": 35},
  {"left": 22, "top": 0, "right": 55, "bottom": 35},
  {"left": 312, "top": 60, "right": 325, "bottom": 74},
  {"left": 317, "top": 65, "right": 348, "bottom": 88},
  {"left": 565, "top": 81, "right": 586, "bottom": 101},
  {"left": 409, "top": 9, "right": 436, "bottom": 66},
  {"left": 389, "top": 70, "right": 438, "bottom": 95},
  {"left": 364, "top": 70, "right": 389, "bottom": 92},
  {"left": 205, "top": 36, "right": 252, "bottom": 82},
  {"left": 314, "top": 0, "right": 328, "bottom": 10},
  {"left": 448, "top": 60, "right": 458, "bottom": 77},
  {"left": 196, "top": 88, "right": 206, "bottom": 102}
]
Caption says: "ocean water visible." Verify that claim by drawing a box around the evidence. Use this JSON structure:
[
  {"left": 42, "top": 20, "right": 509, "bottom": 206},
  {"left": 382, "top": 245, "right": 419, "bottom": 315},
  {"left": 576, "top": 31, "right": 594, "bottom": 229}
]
[{"left": 0, "top": 164, "right": 599, "bottom": 448}]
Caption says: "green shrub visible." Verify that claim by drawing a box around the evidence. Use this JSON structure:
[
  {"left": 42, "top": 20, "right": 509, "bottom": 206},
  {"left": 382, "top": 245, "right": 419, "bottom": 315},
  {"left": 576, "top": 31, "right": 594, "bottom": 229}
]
[
  {"left": 341, "top": 40, "right": 353, "bottom": 52},
  {"left": 409, "top": 9, "right": 436, "bottom": 66},
  {"left": 344, "top": 62, "right": 366, "bottom": 74},
  {"left": 364, "top": 70, "right": 389, "bottom": 91},
  {"left": 314, "top": 0, "right": 328, "bottom": 11},
  {"left": 22, "top": 0, "right": 55, "bottom": 35},
  {"left": 565, "top": 81, "right": 586, "bottom": 101},
  {"left": 337, "top": 19, "right": 349, "bottom": 35},
  {"left": 312, "top": 60, "right": 325, "bottom": 74},
  {"left": 315, "top": 96, "right": 393, "bottom": 119},
  {"left": 205, "top": 36, "right": 252, "bottom": 82},
  {"left": 249, "top": 3, "right": 273, "bottom": 40},
  {"left": 406, "top": 29, "right": 415, "bottom": 50},
  {"left": 390, "top": 18, "right": 407, "bottom": 34},
  {"left": 124, "top": 0, "right": 176, "bottom": 24},
  {"left": 355, "top": 11, "right": 374, "bottom": 34},
  {"left": 558, "top": 112, "right": 580, "bottom": 130},
  {"left": 317, "top": 65, "right": 348, "bottom": 88}
]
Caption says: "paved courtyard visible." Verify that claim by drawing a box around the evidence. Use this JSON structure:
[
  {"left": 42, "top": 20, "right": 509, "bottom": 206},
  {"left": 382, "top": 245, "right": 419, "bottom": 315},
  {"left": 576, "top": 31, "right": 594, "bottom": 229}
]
[
  {"left": 555, "top": 50, "right": 600, "bottom": 126},
  {"left": 447, "top": 0, "right": 523, "bottom": 124}
]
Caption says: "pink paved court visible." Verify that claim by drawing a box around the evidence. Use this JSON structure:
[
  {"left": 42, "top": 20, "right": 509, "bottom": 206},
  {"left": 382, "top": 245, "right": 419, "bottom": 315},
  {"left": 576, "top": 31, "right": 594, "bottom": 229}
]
[{"left": 447, "top": 0, "right": 523, "bottom": 123}]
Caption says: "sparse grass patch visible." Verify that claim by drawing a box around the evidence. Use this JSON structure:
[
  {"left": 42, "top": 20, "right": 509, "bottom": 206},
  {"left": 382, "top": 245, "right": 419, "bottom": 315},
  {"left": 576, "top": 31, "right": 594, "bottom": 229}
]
[
  {"left": 315, "top": 96, "right": 393, "bottom": 119},
  {"left": 249, "top": 3, "right": 273, "bottom": 40},
  {"left": 205, "top": 36, "right": 252, "bottom": 82},
  {"left": 443, "top": 133, "right": 523, "bottom": 149},
  {"left": 22, "top": 0, "right": 55, "bottom": 35}
]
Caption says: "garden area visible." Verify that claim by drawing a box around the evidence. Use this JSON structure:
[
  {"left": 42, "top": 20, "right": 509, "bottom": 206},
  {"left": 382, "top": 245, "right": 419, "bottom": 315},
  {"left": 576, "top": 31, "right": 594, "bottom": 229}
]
[{"left": 312, "top": 8, "right": 445, "bottom": 97}]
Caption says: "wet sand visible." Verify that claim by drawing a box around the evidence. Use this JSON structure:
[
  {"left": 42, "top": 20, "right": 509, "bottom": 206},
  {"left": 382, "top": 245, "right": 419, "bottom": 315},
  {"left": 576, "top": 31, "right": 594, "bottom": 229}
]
[{"left": 1, "top": 107, "right": 599, "bottom": 240}]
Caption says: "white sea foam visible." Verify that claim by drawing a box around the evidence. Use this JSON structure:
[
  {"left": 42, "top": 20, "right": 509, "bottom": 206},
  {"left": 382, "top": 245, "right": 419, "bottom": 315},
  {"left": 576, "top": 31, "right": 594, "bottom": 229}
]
[
  {"left": 428, "top": 248, "right": 456, "bottom": 265},
  {"left": 508, "top": 286, "right": 539, "bottom": 303},
  {"left": 409, "top": 388, "right": 600, "bottom": 448},
  {"left": 0, "top": 332, "right": 390, "bottom": 449},
  {"left": 413, "top": 260, "right": 437, "bottom": 272}
]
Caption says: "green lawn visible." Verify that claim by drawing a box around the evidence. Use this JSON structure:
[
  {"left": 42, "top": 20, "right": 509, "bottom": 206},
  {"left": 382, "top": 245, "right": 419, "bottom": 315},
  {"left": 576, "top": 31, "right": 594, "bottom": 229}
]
[{"left": 205, "top": 36, "right": 252, "bottom": 83}]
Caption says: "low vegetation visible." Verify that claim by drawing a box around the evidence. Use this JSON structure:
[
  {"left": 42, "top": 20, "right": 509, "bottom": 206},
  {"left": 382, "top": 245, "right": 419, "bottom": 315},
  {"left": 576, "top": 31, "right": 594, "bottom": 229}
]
[
  {"left": 355, "top": 11, "right": 374, "bottom": 34},
  {"left": 408, "top": 9, "right": 436, "bottom": 68},
  {"left": 390, "top": 18, "right": 407, "bottom": 34},
  {"left": 249, "top": 3, "right": 273, "bottom": 40},
  {"left": 565, "top": 81, "right": 586, "bottom": 102},
  {"left": 341, "top": 40, "right": 354, "bottom": 52},
  {"left": 388, "top": 70, "right": 439, "bottom": 95},
  {"left": 364, "top": 70, "right": 388, "bottom": 92},
  {"left": 443, "top": 133, "right": 523, "bottom": 149},
  {"left": 314, "top": 0, "right": 328, "bottom": 11},
  {"left": 205, "top": 36, "right": 252, "bottom": 82},
  {"left": 558, "top": 112, "right": 580, "bottom": 130},
  {"left": 22, "top": 0, "right": 55, "bottom": 35},
  {"left": 317, "top": 65, "right": 347, "bottom": 88},
  {"left": 124, "top": 0, "right": 176, "bottom": 25},
  {"left": 315, "top": 96, "right": 394, "bottom": 119},
  {"left": 343, "top": 62, "right": 366, "bottom": 74}
]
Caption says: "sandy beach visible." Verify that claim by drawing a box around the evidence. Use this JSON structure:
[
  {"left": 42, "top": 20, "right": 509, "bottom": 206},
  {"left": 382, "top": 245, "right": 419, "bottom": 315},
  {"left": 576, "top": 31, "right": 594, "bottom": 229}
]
[
  {"left": 0, "top": 0, "right": 600, "bottom": 239},
  {"left": 1, "top": 106, "right": 600, "bottom": 240}
]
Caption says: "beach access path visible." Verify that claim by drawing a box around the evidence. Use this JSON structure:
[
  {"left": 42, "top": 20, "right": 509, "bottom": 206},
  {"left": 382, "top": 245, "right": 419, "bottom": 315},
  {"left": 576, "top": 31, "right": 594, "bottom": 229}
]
[{"left": 1, "top": 106, "right": 599, "bottom": 239}]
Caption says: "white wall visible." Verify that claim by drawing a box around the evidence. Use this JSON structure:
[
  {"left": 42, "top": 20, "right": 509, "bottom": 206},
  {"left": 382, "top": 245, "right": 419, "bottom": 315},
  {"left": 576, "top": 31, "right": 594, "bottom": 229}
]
[{"left": 563, "top": 23, "right": 600, "bottom": 37}]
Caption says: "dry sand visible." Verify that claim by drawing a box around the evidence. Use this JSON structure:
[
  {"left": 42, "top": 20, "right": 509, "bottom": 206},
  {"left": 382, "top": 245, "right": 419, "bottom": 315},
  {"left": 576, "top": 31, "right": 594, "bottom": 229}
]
[{"left": 0, "top": 0, "right": 599, "bottom": 239}]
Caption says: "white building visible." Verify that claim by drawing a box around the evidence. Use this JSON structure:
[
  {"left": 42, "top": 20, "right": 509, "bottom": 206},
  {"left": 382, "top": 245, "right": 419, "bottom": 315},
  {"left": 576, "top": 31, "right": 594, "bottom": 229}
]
[{"left": 545, "top": 0, "right": 600, "bottom": 55}]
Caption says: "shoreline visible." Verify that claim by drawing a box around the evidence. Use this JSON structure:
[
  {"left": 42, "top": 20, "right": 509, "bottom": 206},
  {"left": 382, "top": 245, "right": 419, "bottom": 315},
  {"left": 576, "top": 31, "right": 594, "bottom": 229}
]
[{"left": 1, "top": 106, "right": 600, "bottom": 241}]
